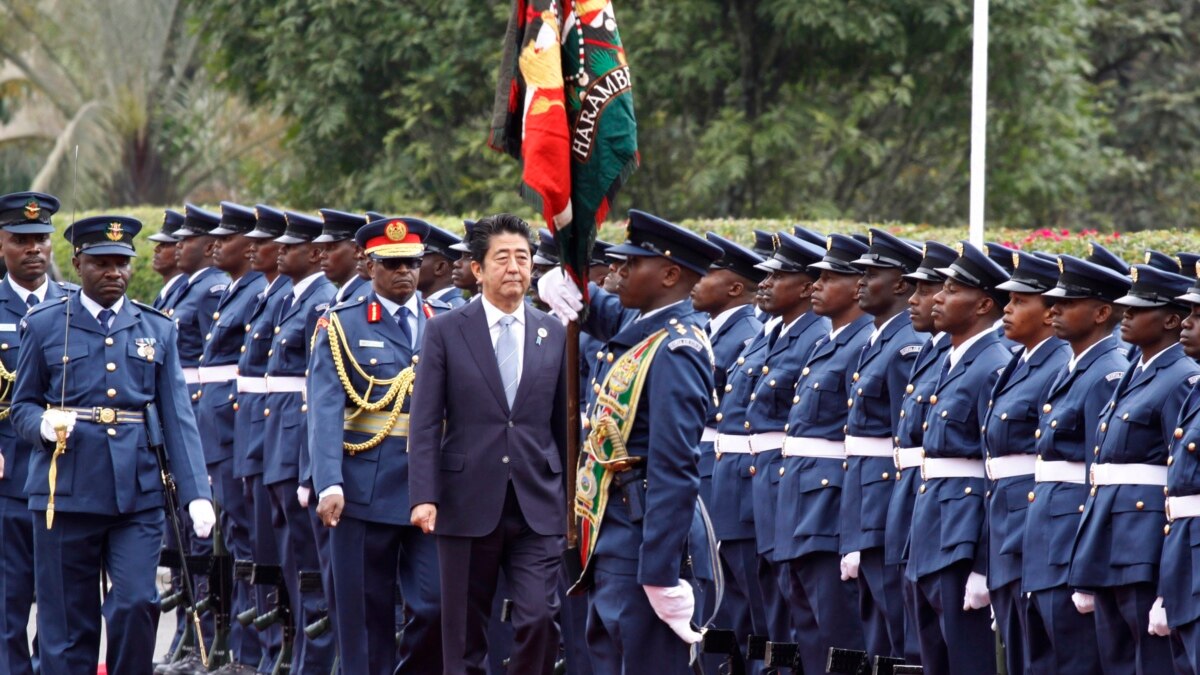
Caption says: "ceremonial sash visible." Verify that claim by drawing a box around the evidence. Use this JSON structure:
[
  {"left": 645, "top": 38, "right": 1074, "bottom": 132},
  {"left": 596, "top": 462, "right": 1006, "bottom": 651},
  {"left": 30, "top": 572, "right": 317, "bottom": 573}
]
[{"left": 575, "top": 328, "right": 668, "bottom": 577}]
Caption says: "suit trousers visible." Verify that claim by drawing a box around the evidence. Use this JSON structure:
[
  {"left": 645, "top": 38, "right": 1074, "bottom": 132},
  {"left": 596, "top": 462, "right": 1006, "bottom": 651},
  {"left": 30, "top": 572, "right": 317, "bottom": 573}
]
[
  {"left": 1024, "top": 585, "right": 1100, "bottom": 675},
  {"left": 33, "top": 508, "right": 163, "bottom": 675},
  {"left": 0, "top": 495, "right": 35, "bottom": 675},
  {"left": 437, "top": 483, "right": 562, "bottom": 675},
  {"left": 1093, "top": 582, "right": 1173, "bottom": 675},
  {"left": 911, "top": 560, "right": 996, "bottom": 675}
]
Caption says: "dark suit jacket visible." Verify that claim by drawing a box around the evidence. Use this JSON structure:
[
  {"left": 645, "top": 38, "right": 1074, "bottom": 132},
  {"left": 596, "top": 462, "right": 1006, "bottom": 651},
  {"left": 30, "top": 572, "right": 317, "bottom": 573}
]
[{"left": 408, "top": 298, "right": 568, "bottom": 537}]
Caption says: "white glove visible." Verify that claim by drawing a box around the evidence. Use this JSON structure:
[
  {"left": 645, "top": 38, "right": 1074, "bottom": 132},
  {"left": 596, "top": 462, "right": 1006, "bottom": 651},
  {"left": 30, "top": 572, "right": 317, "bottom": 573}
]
[
  {"left": 188, "top": 499, "right": 216, "bottom": 539},
  {"left": 1071, "top": 591, "right": 1095, "bottom": 614},
  {"left": 1149, "top": 596, "right": 1170, "bottom": 636},
  {"left": 963, "top": 572, "right": 991, "bottom": 611},
  {"left": 840, "top": 551, "right": 861, "bottom": 581},
  {"left": 297, "top": 484, "right": 311, "bottom": 508},
  {"left": 40, "top": 408, "right": 77, "bottom": 442},
  {"left": 643, "top": 581, "right": 704, "bottom": 644},
  {"left": 536, "top": 267, "right": 584, "bottom": 322}
]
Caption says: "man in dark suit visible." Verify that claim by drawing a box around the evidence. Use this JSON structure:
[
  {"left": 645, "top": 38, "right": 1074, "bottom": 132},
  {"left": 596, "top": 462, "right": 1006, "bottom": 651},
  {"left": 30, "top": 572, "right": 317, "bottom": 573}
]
[{"left": 408, "top": 213, "right": 568, "bottom": 675}]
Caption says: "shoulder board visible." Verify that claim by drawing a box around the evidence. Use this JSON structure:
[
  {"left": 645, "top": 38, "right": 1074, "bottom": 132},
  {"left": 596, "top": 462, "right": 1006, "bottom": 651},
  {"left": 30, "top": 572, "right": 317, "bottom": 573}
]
[
  {"left": 131, "top": 299, "right": 170, "bottom": 319},
  {"left": 209, "top": 283, "right": 228, "bottom": 294},
  {"left": 899, "top": 344, "right": 922, "bottom": 357},
  {"left": 24, "top": 296, "right": 67, "bottom": 319},
  {"left": 1106, "top": 371, "right": 1124, "bottom": 382},
  {"left": 313, "top": 302, "right": 330, "bottom": 314},
  {"left": 1116, "top": 347, "right": 1129, "bottom": 358},
  {"left": 422, "top": 302, "right": 435, "bottom": 319},
  {"left": 1190, "top": 374, "right": 1200, "bottom": 386},
  {"left": 332, "top": 295, "right": 366, "bottom": 311},
  {"left": 1010, "top": 345, "right": 1022, "bottom": 354},
  {"left": 56, "top": 281, "right": 80, "bottom": 291}
]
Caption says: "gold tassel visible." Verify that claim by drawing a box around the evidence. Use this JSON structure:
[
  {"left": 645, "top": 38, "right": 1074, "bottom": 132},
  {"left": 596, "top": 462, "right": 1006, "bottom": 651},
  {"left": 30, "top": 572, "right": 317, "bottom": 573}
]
[{"left": 45, "top": 427, "right": 67, "bottom": 529}]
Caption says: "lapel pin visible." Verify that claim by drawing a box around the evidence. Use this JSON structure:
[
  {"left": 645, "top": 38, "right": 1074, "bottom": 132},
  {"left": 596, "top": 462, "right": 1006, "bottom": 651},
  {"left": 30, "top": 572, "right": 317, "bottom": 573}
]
[{"left": 537, "top": 326, "right": 548, "bottom": 345}]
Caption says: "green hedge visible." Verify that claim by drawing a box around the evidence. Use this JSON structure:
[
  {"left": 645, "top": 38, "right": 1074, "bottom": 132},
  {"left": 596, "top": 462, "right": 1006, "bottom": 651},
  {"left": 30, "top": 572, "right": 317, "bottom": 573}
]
[{"left": 56, "top": 208, "right": 1192, "bottom": 304}]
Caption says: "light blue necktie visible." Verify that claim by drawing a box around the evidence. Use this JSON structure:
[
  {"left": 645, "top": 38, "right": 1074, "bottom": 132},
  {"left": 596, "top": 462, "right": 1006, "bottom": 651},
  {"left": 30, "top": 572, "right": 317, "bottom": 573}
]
[
  {"left": 97, "top": 308, "right": 114, "bottom": 334},
  {"left": 496, "top": 315, "right": 519, "bottom": 408},
  {"left": 395, "top": 306, "right": 413, "bottom": 350}
]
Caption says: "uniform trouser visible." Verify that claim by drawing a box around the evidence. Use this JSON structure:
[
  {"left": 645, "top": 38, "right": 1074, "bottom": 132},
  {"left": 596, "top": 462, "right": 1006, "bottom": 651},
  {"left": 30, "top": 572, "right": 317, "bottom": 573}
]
[
  {"left": 756, "top": 555, "right": 792, "bottom": 642},
  {"left": 586, "top": 567, "right": 693, "bottom": 675},
  {"left": 856, "top": 547, "right": 905, "bottom": 659},
  {"left": 559, "top": 566, "right": 594, "bottom": 675},
  {"left": 704, "top": 538, "right": 767, "bottom": 673},
  {"left": 911, "top": 560, "right": 996, "bottom": 675},
  {"left": 306, "top": 499, "right": 337, "bottom": 657},
  {"left": 785, "top": 551, "right": 865, "bottom": 674},
  {"left": 209, "top": 457, "right": 260, "bottom": 667},
  {"left": 166, "top": 501, "right": 215, "bottom": 654},
  {"left": 1093, "top": 582, "right": 1173, "bottom": 675},
  {"left": 0, "top": 496, "right": 35, "bottom": 675},
  {"left": 1174, "top": 620, "right": 1200, "bottom": 675},
  {"left": 1024, "top": 585, "right": 1101, "bottom": 675},
  {"left": 330, "top": 516, "right": 441, "bottom": 675},
  {"left": 900, "top": 571, "right": 923, "bottom": 664},
  {"left": 245, "top": 473, "right": 282, "bottom": 668},
  {"left": 991, "top": 580, "right": 1027, "bottom": 675},
  {"left": 266, "top": 479, "right": 336, "bottom": 674},
  {"left": 437, "top": 484, "right": 562, "bottom": 675},
  {"left": 34, "top": 508, "right": 162, "bottom": 675}
]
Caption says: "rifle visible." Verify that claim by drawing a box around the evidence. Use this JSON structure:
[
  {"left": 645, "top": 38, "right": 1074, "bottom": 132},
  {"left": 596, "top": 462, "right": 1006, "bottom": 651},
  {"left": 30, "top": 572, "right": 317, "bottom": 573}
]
[{"left": 146, "top": 402, "right": 208, "bottom": 667}]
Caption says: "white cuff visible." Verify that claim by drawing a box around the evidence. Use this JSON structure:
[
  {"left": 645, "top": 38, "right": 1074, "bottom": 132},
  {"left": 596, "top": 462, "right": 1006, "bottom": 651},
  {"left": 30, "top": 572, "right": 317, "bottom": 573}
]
[{"left": 318, "top": 485, "right": 344, "bottom": 500}]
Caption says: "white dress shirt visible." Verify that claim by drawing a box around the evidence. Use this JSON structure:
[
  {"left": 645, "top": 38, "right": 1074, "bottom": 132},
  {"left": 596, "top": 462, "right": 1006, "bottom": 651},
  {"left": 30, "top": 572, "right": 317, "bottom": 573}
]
[{"left": 481, "top": 296, "right": 526, "bottom": 390}]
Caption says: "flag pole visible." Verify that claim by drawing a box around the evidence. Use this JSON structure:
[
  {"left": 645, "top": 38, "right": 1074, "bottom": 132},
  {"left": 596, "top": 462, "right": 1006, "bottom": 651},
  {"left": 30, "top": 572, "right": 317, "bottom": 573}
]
[
  {"left": 969, "top": 0, "right": 989, "bottom": 248},
  {"left": 565, "top": 319, "right": 580, "bottom": 553}
]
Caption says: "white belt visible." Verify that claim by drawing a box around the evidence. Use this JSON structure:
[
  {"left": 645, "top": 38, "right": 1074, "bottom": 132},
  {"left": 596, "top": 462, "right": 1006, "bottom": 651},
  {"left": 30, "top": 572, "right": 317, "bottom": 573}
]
[
  {"left": 701, "top": 427, "right": 718, "bottom": 443},
  {"left": 198, "top": 365, "right": 239, "bottom": 384},
  {"left": 715, "top": 434, "right": 753, "bottom": 455},
  {"left": 750, "top": 432, "right": 786, "bottom": 453},
  {"left": 845, "top": 436, "right": 893, "bottom": 457},
  {"left": 781, "top": 437, "right": 844, "bottom": 459},
  {"left": 182, "top": 367, "right": 200, "bottom": 385},
  {"left": 237, "top": 376, "right": 267, "bottom": 394},
  {"left": 986, "top": 454, "right": 1037, "bottom": 480},
  {"left": 895, "top": 447, "right": 924, "bottom": 470},
  {"left": 1090, "top": 462, "right": 1167, "bottom": 487},
  {"left": 265, "top": 376, "right": 307, "bottom": 393},
  {"left": 1167, "top": 495, "right": 1200, "bottom": 522},
  {"left": 921, "top": 457, "right": 984, "bottom": 480},
  {"left": 1034, "top": 459, "right": 1086, "bottom": 484}
]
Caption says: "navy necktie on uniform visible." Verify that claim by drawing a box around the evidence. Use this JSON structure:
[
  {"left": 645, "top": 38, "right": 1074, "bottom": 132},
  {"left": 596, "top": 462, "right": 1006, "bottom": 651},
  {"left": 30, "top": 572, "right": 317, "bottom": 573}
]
[
  {"left": 767, "top": 322, "right": 783, "bottom": 349},
  {"left": 395, "top": 306, "right": 413, "bottom": 350},
  {"left": 934, "top": 355, "right": 952, "bottom": 391},
  {"left": 496, "top": 315, "right": 519, "bottom": 408},
  {"left": 97, "top": 308, "right": 114, "bottom": 333},
  {"left": 25, "top": 293, "right": 37, "bottom": 309}
]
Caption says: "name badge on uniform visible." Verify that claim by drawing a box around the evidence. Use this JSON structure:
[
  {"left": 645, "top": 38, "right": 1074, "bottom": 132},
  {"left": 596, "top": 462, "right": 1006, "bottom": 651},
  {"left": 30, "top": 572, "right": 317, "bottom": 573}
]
[
  {"left": 0, "top": 323, "right": 15, "bottom": 332},
  {"left": 358, "top": 339, "right": 385, "bottom": 348},
  {"left": 135, "top": 337, "right": 156, "bottom": 361}
]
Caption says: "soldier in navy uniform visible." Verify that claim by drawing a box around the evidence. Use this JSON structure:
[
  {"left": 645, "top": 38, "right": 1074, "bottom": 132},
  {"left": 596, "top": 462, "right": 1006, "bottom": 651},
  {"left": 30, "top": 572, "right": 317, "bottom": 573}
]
[
  {"left": 151, "top": 209, "right": 186, "bottom": 310},
  {"left": 420, "top": 225, "right": 468, "bottom": 314},
  {"left": 0, "top": 191, "right": 72, "bottom": 675},
  {"left": 1068, "top": 264, "right": 1199, "bottom": 674},
  {"left": 887, "top": 241, "right": 957, "bottom": 665},
  {"left": 263, "top": 211, "right": 337, "bottom": 673},
  {"left": 450, "top": 219, "right": 479, "bottom": 299},
  {"left": 906, "top": 243, "right": 1011, "bottom": 675},
  {"left": 1161, "top": 268, "right": 1200, "bottom": 673},
  {"left": 982, "top": 251, "right": 1070, "bottom": 675},
  {"left": 193, "top": 202, "right": 269, "bottom": 673},
  {"left": 711, "top": 233, "right": 829, "bottom": 656},
  {"left": 12, "top": 215, "right": 214, "bottom": 674},
  {"left": 775, "top": 234, "right": 872, "bottom": 673},
  {"left": 232, "top": 206, "right": 293, "bottom": 672},
  {"left": 1084, "top": 242, "right": 1134, "bottom": 360},
  {"left": 315, "top": 208, "right": 371, "bottom": 306},
  {"left": 839, "top": 229, "right": 926, "bottom": 660},
  {"left": 310, "top": 217, "right": 442, "bottom": 675},
  {"left": 1022, "top": 255, "right": 1129, "bottom": 675}
]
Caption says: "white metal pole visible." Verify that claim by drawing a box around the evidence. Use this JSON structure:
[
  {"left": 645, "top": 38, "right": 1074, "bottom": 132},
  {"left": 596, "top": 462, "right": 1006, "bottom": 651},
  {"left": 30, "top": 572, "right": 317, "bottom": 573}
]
[{"left": 968, "top": 0, "right": 989, "bottom": 247}]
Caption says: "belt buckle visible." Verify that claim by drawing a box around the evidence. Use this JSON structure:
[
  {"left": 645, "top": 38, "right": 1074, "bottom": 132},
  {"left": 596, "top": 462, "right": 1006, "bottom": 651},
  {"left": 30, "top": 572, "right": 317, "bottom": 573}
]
[
  {"left": 714, "top": 435, "right": 722, "bottom": 460},
  {"left": 1166, "top": 498, "right": 1174, "bottom": 523},
  {"left": 94, "top": 407, "right": 116, "bottom": 424},
  {"left": 1089, "top": 464, "right": 1096, "bottom": 487},
  {"left": 985, "top": 456, "right": 994, "bottom": 481}
]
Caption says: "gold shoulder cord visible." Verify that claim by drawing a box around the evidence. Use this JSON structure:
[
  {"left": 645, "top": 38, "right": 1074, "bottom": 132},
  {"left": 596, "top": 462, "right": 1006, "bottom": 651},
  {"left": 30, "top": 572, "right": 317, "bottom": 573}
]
[
  {"left": 0, "top": 359, "right": 15, "bottom": 421},
  {"left": 326, "top": 312, "right": 414, "bottom": 454}
]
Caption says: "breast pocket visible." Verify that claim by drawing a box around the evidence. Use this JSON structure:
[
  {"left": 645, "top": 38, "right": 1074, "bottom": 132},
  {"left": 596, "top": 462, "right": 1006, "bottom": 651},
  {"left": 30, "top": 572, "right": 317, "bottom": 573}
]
[
  {"left": 1110, "top": 406, "right": 1157, "bottom": 460},
  {"left": 938, "top": 481, "right": 984, "bottom": 549},
  {"left": 1109, "top": 491, "right": 1166, "bottom": 566},
  {"left": 350, "top": 347, "right": 397, "bottom": 379},
  {"left": 127, "top": 342, "right": 162, "bottom": 390},
  {"left": 860, "top": 467, "right": 893, "bottom": 531},
  {"left": 762, "top": 367, "right": 798, "bottom": 420},
  {"left": 792, "top": 466, "right": 844, "bottom": 537},
  {"left": 44, "top": 342, "right": 90, "bottom": 393}
]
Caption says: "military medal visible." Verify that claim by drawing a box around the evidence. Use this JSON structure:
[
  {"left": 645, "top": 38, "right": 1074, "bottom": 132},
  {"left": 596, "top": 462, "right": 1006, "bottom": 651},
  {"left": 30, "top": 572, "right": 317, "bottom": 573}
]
[{"left": 135, "top": 337, "right": 155, "bottom": 361}]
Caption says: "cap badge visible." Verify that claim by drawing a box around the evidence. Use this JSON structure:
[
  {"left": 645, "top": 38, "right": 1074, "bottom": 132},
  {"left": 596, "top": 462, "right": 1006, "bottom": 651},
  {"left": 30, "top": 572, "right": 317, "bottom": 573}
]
[
  {"left": 922, "top": 243, "right": 928, "bottom": 257},
  {"left": 1012, "top": 252, "right": 1020, "bottom": 269},
  {"left": 1087, "top": 242, "right": 1095, "bottom": 256},
  {"left": 1057, "top": 257, "right": 1064, "bottom": 274},
  {"left": 1195, "top": 260, "right": 1200, "bottom": 278},
  {"left": 1144, "top": 251, "right": 1152, "bottom": 264},
  {"left": 106, "top": 221, "right": 124, "bottom": 241},
  {"left": 982, "top": 244, "right": 991, "bottom": 256},
  {"left": 364, "top": 214, "right": 371, "bottom": 224},
  {"left": 826, "top": 236, "right": 833, "bottom": 251},
  {"left": 23, "top": 199, "right": 39, "bottom": 220},
  {"left": 867, "top": 231, "right": 875, "bottom": 245},
  {"left": 771, "top": 233, "right": 781, "bottom": 252},
  {"left": 1131, "top": 267, "right": 1139, "bottom": 283},
  {"left": 385, "top": 220, "right": 408, "bottom": 242},
  {"left": 955, "top": 242, "right": 964, "bottom": 256}
]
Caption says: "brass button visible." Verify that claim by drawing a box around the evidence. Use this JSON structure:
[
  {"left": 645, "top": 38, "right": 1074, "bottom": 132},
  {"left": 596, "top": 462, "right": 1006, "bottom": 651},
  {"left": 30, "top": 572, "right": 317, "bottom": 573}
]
[
  {"left": 1034, "top": 429, "right": 1042, "bottom": 439},
  {"left": 737, "top": 357, "right": 745, "bottom": 365},
  {"left": 847, "top": 399, "right": 854, "bottom": 408},
  {"left": 749, "top": 466, "right": 757, "bottom": 476},
  {"left": 750, "top": 393, "right": 757, "bottom": 402},
  {"left": 1165, "top": 524, "right": 1172, "bottom": 535},
  {"left": 274, "top": 326, "right": 281, "bottom": 334},
  {"left": 1136, "top": 501, "right": 1145, "bottom": 510},
  {"left": 301, "top": 404, "right": 308, "bottom": 413},
  {"left": 922, "top": 422, "right": 928, "bottom": 430},
  {"left": 106, "top": 388, "right": 116, "bottom": 398},
  {"left": 1100, "top": 423, "right": 1107, "bottom": 432},
  {"left": 896, "top": 471, "right": 902, "bottom": 479},
  {"left": 1028, "top": 491, "right": 1035, "bottom": 503},
  {"left": 213, "top": 311, "right": 220, "bottom": 320},
  {"left": 370, "top": 358, "right": 378, "bottom": 365},
  {"left": 882, "top": 472, "right": 890, "bottom": 479},
  {"left": 1122, "top": 413, "right": 1129, "bottom": 421},
  {"left": 1168, "top": 457, "right": 1175, "bottom": 466},
  {"left": 906, "top": 384, "right": 914, "bottom": 394},
  {"left": 801, "top": 367, "right": 810, "bottom": 376},
  {"left": 267, "top": 349, "right": 274, "bottom": 357},
  {"left": 1191, "top": 443, "right": 1197, "bottom": 452},
  {"left": 852, "top": 372, "right": 860, "bottom": 382},
  {"left": 593, "top": 383, "right": 601, "bottom": 394},
  {"left": 792, "top": 396, "right": 800, "bottom": 404},
  {"left": 106, "top": 363, "right": 116, "bottom": 372},
  {"left": 919, "top": 484, "right": 926, "bottom": 494},
  {"left": 900, "top": 410, "right": 906, "bottom": 418},
  {"left": 106, "top": 428, "right": 116, "bottom": 437},
  {"left": 784, "top": 424, "right": 789, "bottom": 432},
  {"left": 940, "top": 411, "right": 948, "bottom": 418},
  {"left": 280, "top": 339, "right": 287, "bottom": 345},
  {"left": 104, "top": 337, "right": 114, "bottom": 346},
  {"left": 916, "top": 396, "right": 923, "bottom": 403},
  {"left": 762, "top": 366, "right": 770, "bottom": 375},
  {"left": 821, "top": 478, "right": 829, "bottom": 486},
  {"left": 204, "top": 333, "right": 212, "bottom": 341},
  {"left": 724, "top": 384, "right": 733, "bottom": 393},
  {"left": 744, "top": 421, "right": 751, "bottom": 430},
  {"left": 1090, "top": 487, "right": 1097, "bottom": 496},
  {"left": 964, "top": 487, "right": 972, "bottom": 495},
  {"left": 813, "top": 383, "right": 820, "bottom": 390},
  {"left": 1176, "top": 428, "right": 1185, "bottom": 439},
  {"left": 232, "top": 402, "right": 239, "bottom": 411},
  {"left": 1079, "top": 505, "right": 1085, "bottom": 512},
  {"left": 240, "top": 346, "right": 246, "bottom": 353},
  {"left": 1050, "top": 420, "right": 1057, "bottom": 428},
  {"left": 857, "top": 388, "right": 863, "bottom": 395},
  {"left": 1043, "top": 404, "right": 1052, "bottom": 413},
  {"left": 779, "top": 467, "right": 786, "bottom": 477},
  {"left": 244, "top": 324, "right": 251, "bottom": 332},
  {"left": 264, "top": 408, "right": 270, "bottom": 417},
  {"left": 502, "top": 456, "right": 510, "bottom": 464},
  {"left": 930, "top": 395, "right": 938, "bottom": 405},
  {"left": 597, "top": 350, "right": 605, "bottom": 360},
  {"left": 715, "top": 413, "right": 724, "bottom": 422},
  {"left": 253, "top": 332, "right": 260, "bottom": 339},
  {"left": 769, "top": 379, "right": 776, "bottom": 387},
  {"left": 606, "top": 353, "right": 614, "bottom": 363},
  {"left": 1000, "top": 413, "right": 1008, "bottom": 421}
]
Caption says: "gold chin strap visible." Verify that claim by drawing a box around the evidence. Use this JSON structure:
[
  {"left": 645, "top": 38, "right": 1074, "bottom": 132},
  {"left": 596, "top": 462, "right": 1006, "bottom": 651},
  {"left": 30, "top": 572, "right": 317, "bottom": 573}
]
[{"left": 325, "top": 312, "right": 415, "bottom": 453}]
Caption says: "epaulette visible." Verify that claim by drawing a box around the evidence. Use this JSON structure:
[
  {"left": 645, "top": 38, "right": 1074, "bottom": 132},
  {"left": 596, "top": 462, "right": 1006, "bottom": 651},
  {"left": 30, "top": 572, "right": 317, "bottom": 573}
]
[
  {"left": 331, "top": 295, "right": 366, "bottom": 312},
  {"left": 1189, "top": 373, "right": 1200, "bottom": 386},
  {"left": 131, "top": 300, "right": 171, "bottom": 321},
  {"left": 56, "top": 281, "right": 80, "bottom": 291},
  {"left": 24, "top": 295, "right": 68, "bottom": 319},
  {"left": 899, "top": 343, "right": 922, "bottom": 357}
]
